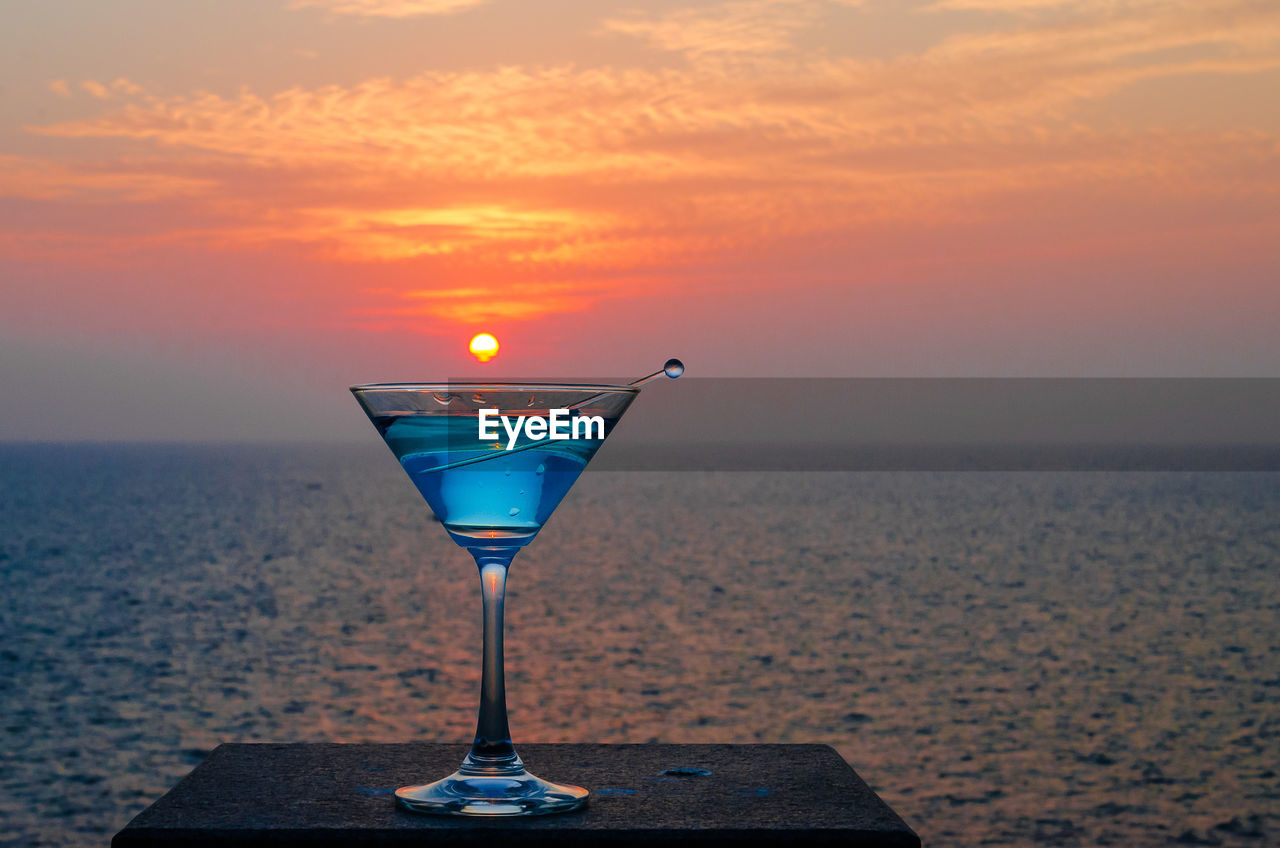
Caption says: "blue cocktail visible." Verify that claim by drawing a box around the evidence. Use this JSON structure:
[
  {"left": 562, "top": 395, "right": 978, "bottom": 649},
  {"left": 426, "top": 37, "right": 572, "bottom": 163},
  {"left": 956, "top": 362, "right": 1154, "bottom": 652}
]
[{"left": 372, "top": 409, "right": 622, "bottom": 550}]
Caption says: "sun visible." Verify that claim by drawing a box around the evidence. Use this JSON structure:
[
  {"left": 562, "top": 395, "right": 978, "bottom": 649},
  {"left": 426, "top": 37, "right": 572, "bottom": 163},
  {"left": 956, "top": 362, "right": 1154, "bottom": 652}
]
[{"left": 469, "top": 333, "right": 499, "bottom": 363}]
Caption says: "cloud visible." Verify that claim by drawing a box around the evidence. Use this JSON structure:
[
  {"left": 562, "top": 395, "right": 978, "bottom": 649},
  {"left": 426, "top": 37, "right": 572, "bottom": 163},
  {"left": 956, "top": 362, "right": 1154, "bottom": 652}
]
[
  {"left": 283, "top": 204, "right": 611, "bottom": 262},
  {"left": 602, "top": 0, "right": 822, "bottom": 57},
  {"left": 365, "top": 281, "right": 607, "bottom": 323},
  {"left": 925, "top": 0, "right": 1091, "bottom": 9},
  {"left": 9, "top": 0, "right": 1280, "bottom": 323},
  {"left": 67, "top": 78, "right": 146, "bottom": 100},
  {"left": 287, "top": 0, "right": 489, "bottom": 18},
  {"left": 80, "top": 80, "right": 111, "bottom": 99},
  {"left": 0, "top": 154, "right": 213, "bottom": 202}
]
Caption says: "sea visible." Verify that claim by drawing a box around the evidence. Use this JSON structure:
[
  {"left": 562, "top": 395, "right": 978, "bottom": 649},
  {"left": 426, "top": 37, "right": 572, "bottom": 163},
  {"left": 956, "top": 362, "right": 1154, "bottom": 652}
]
[{"left": 1, "top": 443, "right": 1277, "bottom": 846}]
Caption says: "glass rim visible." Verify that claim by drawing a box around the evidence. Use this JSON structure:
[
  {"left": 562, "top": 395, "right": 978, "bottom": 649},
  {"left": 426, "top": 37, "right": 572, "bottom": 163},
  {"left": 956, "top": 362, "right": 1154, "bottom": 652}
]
[{"left": 350, "top": 381, "right": 640, "bottom": 394}]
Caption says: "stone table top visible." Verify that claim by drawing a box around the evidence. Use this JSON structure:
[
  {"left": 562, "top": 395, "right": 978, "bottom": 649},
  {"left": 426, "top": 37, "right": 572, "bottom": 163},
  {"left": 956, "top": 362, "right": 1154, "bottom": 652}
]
[{"left": 113, "top": 742, "right": 920, "bottom": 847}]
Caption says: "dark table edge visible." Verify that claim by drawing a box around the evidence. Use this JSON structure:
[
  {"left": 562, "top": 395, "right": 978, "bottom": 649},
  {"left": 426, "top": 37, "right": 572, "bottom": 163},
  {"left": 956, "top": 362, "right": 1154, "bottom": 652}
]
[{"left": 112, "top": 743, "right": 921, "bottom": 848}]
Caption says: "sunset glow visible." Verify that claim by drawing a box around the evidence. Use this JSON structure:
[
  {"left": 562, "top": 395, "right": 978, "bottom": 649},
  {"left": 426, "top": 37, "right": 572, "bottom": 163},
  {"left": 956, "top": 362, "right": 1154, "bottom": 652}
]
[{"left": 1, "top": 0, "right": 1278, "bottom": 439}]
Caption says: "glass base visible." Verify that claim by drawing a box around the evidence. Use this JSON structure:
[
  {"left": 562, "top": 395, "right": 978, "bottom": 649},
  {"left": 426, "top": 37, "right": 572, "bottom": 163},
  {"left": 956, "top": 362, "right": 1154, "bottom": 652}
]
[{"left": 395, "top": 768, "right": 589, "bottom": 816}]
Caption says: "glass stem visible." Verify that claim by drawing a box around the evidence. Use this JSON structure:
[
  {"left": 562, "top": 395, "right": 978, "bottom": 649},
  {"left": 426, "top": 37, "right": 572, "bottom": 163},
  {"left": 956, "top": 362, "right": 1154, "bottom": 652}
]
[{"left": 460, "top": 553, "right": 522, "bottom": 775}]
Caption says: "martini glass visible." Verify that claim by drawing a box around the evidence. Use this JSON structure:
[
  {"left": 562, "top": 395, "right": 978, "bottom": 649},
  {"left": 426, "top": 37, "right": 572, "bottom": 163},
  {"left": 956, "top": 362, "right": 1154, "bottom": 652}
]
[{"left": 350, "top": 380, "right": 644, "bottom": 816}]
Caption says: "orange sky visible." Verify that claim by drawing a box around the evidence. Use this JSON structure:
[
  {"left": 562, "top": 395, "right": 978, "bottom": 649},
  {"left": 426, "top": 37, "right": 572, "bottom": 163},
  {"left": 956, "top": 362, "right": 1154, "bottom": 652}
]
[{"left": 1, "top": 0, "right": 1278, "bottom": 438}]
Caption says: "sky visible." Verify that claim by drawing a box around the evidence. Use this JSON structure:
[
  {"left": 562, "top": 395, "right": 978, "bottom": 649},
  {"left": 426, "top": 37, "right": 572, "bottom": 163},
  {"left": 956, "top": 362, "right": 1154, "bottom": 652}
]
[{"left": 1, "top": 0, "right": 1278, "bottom": 440}]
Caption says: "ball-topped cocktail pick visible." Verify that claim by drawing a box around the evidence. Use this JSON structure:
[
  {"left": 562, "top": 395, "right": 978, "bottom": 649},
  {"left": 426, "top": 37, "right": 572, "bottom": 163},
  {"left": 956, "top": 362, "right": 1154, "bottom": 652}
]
[
  {"left": 629, "top": 358, "right": 684, "bottom": 386},
  {"left": 565, "top": 359, "right": 683, "bottom": 414}
]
